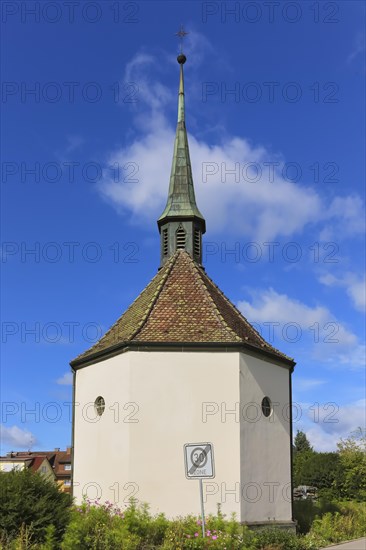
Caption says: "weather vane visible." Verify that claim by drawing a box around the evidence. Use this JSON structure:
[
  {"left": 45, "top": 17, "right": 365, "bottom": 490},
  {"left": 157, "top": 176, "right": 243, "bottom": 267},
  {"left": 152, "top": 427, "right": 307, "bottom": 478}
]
[{"left": 175, "top": 25, "right": 188, "bottom": 53}]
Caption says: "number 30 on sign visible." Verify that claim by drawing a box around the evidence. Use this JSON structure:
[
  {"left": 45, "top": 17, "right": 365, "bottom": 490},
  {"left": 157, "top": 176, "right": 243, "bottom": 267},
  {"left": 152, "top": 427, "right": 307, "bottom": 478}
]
[{"left": 184, "top": 442, "right": 215, "bottom": 479}]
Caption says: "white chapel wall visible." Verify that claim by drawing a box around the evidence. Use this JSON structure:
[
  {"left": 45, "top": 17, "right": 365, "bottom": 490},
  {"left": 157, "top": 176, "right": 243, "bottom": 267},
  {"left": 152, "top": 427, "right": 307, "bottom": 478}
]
[
  {"left": 239, "top": 353, "right": 292, "bottom": 523},
  {"left": 73, "top": 350, "right": 242, "bottom": 518}
]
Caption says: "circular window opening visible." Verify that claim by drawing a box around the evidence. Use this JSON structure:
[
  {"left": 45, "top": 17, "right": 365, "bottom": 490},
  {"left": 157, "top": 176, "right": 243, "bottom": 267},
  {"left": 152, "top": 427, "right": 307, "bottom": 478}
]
[
  {"left": 261, "top": 396, "right": 272, "bottom": 418},
  {"left": 94, "top": 396, "right": 105, "bottom": 416}
]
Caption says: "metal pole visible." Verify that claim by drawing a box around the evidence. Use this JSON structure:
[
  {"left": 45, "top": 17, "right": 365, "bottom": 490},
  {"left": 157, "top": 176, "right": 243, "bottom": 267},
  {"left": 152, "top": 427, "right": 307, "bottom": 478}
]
[{"left": 199, "top": 479, "right": 206, "bottom": 537}]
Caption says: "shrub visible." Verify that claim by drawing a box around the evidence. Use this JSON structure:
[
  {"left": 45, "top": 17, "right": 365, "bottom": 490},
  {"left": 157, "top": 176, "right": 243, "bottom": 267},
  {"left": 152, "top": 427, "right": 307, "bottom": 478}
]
[
  {"left": 61, "top": 500, "right": 139, "bottom": 549},
  {"left": 0, "top": 469, "right": 71, "bottom": 547},
  {"left": 161, "top": 513, "right": 253, "bottom": 549},
  {"left": 293, "top": 499, "right": 340, "bottom": 534},
  {"left": 306, "top": 501, "right": 366, "bottom": 546},
  {"left": 121, "top": 500, "right": 169, "bottom": 546},
  {"left": 251, "top": 528, "right": 316, "bottom": 550}
]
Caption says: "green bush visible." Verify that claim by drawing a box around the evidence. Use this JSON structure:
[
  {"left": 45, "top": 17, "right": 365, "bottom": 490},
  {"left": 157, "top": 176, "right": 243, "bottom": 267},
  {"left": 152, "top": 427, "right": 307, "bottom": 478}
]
[
  {"left": 64, "top": 502, "right": 255, "bottom": 550},
  {"left": 293, "top": 430, "right": 366, "bottom": 502},
  {"left": 0, "top": 469, "right": 71, "bottom": 547},
  {"left": 305, "top": 501, "right": 366, "bottom": 547},
  {"left": 62, "top": 502, "right": 322, "bottom": 550},
  {"left": 251, "top": 529, "right": 316, "bottom": 550},
  {"left": 293, "top": 499, "right": 340, "bottom": 534},
  {"left": 161, "top": 512, "right": 253, "bottom": 549},
  {"left": 121, "top": 500, "right": 169, "bottom": 546},
  {"left": 335, "top": 431, "right": 366, "bottom": 501},
  {"left": 293, "top": 452, "right": 341, "bottom": 494},
  {"left": 2, "top": 486, "right": 366, "bottom": 550},
  {"left": 62, "top": 500, "right": 140, "bottom": 549}
]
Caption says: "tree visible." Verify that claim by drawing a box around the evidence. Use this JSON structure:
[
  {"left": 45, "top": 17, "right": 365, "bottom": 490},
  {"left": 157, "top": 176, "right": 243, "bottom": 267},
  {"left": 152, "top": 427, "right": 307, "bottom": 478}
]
[
  {"left": 0, "top": 468, "right": 72, "bottom": 546},
  {"left": 335, "top": 428, "right": 366, "bottom": 500},
  {"left": 294, "top": 430, "right": 313, "bottom": 453},
  {"left": 294, "top": 452, "right": 341, "bottom": 491}
]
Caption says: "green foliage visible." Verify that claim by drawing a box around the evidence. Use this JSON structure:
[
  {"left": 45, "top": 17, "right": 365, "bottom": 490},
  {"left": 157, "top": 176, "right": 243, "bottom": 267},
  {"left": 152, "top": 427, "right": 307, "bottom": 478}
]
[
  {"left": 2, "top": 497, "right": 366, "bottom": 550},
  {"left": 2, "top": 459, "right": 366, "bottom": 550},
  {"left": 335, "top": 429, "right": 366, "bottom": 500},
  {"left": 293, "top": 451, "right": 312, "bottom": 488},
  {"left": 294, "top": 431, "right": 313, "bottom": 454},
  {"left": 160, "top": 512, "right": 253, "bottom": 549},
  {"left": 293, "top": 451, "right": 340, "bottom": 492},
  {"left": 251, "top": 529, "right": 316, "bottom": 550},
  {"left": 63, "top": 501, "right": 256, "bottom": 550},
  {"left": 121, "top": 500, "right": 169, "bottom": 545},
  {"left": 305, "top": 501, "right": 366, "bottom": 546},
  {"left": 62, "top": 500, "right": 141, "bottom": 549},
  {"left": 293, "top": 499, "right": 340, "bottom": 534},
  {"left": 61, "top": 501, "right": 322, "bottom": 550},
  {"left": 0, "top": 469, "right": 71, "bottom": 547},
  {"left": 293, "top": 429, "right": 366, "bottom": 501}
]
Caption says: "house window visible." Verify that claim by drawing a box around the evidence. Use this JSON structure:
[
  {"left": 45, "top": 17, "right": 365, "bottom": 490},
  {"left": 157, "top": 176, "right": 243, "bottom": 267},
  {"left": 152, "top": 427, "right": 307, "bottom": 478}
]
[
  {"left": 261, "top": 396, "right": 272, "bottom": 417},
  {"left": 94, "top": 396, "right": 105, "bottom": 416},
  {"left": 176, "top": 225, "right": 186, "bottom": 250},
  {"left": 64, "top": 464, "right": 71, "bottom": 471},
  {"left": 64, "top": 480, "right": 71, "bottom": 487},
  {"left": 162, "top": 228, "right": 168, "bottom": 256},
  {"left": 194, "top": 229, "right": 201, "bottom": 259}
]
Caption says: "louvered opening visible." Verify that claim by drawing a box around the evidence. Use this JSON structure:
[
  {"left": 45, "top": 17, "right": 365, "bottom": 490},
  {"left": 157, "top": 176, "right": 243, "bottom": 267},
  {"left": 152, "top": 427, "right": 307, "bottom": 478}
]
[
  {"left": 162, "top": 228, "right": 168, "bottom": 256},
  {"left": 176, "top": 225, "right": 186, "bottom": 250},
  {"left": 194, "top": 229, "right": 201, "bottom": 259}
]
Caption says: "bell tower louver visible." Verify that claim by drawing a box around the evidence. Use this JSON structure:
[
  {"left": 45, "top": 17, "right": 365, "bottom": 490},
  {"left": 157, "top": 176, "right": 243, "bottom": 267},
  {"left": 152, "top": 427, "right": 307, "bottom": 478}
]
[{"left": 157, "top": 53, "right": 206, "bottom": 267}]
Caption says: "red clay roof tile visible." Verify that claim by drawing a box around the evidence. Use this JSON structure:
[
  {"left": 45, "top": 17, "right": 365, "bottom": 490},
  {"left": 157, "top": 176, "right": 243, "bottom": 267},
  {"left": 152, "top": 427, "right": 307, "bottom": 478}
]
[{"left": 72, "top": 251, "right": 293, "bottom": 365}]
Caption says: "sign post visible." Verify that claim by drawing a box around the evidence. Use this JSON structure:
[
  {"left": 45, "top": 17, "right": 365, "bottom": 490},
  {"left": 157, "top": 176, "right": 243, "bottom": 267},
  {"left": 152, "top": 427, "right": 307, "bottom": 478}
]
[
  {"left": 184, "top": 442, "right": 215, "bottom": 538},
  {"left": 199, "top": 479, "right": 205, "bottom": 537}
]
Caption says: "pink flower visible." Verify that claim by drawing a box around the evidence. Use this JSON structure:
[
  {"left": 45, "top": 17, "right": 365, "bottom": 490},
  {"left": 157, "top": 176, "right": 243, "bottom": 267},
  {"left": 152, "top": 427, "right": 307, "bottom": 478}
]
[
  {"left": 212, "top": 535, "right": 218, "bottom": 540},
  {"left": 194, "top": 532, "right": 199, "bottom": 537}
]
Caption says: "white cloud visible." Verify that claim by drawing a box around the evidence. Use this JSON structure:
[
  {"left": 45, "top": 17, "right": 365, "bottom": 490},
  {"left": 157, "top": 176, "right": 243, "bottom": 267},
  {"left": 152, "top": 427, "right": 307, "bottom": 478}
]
[
  {"left": 99, "top": 52, "right": 365, "bottom": 244},
  {"left": 347, "top": 279, "right": 366, "bottom": 312},
  {"left": 237, "top": 288, "right": 363, "bottom": 367},
  {"left": 319, "top": 195, "right": 365, "bottom": 241},
  {"left": 319, "top": 272, "right": 366, "bottom": 313},
  {"left": 56, "top": 372, "right": 73, "bottom": 385},
  {"left": 124, "top": 53, "right": 173, "bottom": 115},
  {"left": 295, "top": 399, "right": 366, "bottom": 452},
  {"left": 0, "top": 424, "right": 36, "bottom": 449}
]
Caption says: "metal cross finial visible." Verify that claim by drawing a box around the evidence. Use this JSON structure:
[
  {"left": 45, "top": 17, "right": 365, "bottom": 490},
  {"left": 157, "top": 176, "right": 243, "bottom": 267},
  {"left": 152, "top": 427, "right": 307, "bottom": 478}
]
[{"left": 175, "top": 25, "right": 188, "bottom": 53}]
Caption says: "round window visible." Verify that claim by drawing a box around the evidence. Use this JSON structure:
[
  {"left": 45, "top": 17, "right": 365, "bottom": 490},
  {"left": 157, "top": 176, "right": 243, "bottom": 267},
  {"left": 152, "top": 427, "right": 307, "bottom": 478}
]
[
  {"left": 94, "top": 396, "right": 105, "bottom": 416},
  {"left": 261, "top": 396, "right": 272, "bottom": 418}
]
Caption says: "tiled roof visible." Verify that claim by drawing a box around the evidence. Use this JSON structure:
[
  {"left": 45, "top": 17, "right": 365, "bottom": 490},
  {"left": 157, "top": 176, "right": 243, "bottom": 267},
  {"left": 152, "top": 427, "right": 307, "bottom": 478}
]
[
  {"left": 71, "top": 251, "right": 293, "bottom": 366},
  {"left": 3, "top": 450, "right": 71, "bottom": 478},
  {"left": 29, "top": 456, "right": 47, "bottom": 472}
]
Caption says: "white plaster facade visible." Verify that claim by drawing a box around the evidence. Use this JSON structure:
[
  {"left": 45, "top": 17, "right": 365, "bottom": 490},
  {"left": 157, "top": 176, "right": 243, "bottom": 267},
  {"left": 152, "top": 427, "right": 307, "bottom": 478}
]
[{"left": 73, "top": 349, "right": 292, "bottom": 524}]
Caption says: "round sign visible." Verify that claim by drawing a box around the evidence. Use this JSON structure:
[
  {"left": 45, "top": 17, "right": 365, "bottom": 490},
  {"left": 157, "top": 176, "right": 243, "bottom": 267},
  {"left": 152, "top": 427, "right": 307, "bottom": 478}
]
[{"left": 190, "top": 447, "right": 208, "bottom": 468}]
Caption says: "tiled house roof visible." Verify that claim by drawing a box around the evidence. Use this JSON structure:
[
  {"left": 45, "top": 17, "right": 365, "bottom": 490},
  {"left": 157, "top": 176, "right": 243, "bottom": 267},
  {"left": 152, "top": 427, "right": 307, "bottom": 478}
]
[
  {"left": 3, "top": 449, "right": 72, "bottom": 492},
  {"left": 71, "top": 251, "right": 294, "bottom": 367}
]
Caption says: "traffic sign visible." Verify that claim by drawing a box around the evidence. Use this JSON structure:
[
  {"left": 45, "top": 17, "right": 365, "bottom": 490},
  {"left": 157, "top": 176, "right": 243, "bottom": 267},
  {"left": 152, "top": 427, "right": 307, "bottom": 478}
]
[{"left": 184, "top": 442, "right": 215, "bottom": 479}]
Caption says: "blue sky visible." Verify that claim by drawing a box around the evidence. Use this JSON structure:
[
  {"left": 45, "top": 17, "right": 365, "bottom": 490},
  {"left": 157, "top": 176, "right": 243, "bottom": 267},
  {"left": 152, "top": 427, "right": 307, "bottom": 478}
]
[{"left": 1, "top": 1, "right": 365, "bottom": 453}]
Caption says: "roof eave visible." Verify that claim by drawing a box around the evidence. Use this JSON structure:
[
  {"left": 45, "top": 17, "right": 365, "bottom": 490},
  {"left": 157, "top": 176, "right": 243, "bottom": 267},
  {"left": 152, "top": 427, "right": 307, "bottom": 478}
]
[
  {"left": 70, "top": 340, "right": 295, "bottom": 371},
  {"left": 157, "top": 213, "right": 206, "bottom": 233}
]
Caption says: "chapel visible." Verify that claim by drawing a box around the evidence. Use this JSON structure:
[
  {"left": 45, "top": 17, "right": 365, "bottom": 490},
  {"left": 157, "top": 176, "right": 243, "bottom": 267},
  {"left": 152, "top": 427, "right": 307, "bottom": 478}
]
[{"left": 71, "top": 51, "right": 296, "bottom": 528}]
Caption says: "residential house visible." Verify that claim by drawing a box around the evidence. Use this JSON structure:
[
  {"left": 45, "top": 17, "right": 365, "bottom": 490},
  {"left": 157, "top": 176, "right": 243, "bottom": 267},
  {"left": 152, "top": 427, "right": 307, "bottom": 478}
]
[{"left": 1, "top": 447, "right": 72, "bottom": 492}]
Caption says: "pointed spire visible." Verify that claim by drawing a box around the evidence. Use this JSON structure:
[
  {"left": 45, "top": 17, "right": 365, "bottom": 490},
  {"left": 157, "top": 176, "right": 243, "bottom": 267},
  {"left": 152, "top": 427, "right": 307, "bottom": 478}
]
[
  {"left": 157, "top": 53, "right": 206, "bottom": 267},
  {"left": 177, "top": 55, "right": 185, "bottom": 123}
]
